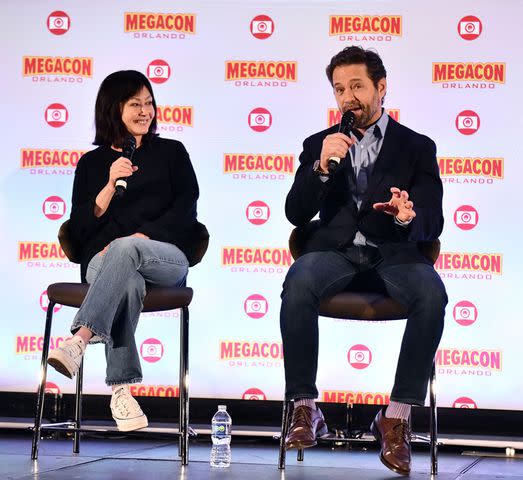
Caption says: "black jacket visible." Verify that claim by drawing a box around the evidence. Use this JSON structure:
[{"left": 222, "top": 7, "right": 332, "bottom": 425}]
[{"left": 285, "top": 117, "right": 443, "bottom": 266}]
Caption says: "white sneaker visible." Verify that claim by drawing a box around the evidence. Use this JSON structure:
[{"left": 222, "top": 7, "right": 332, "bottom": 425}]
[
  {"left": 48, "top": 336, "right": 86, "bottom": 379},
  {"left": 110, "top": 385, "right": 148, "bottom": 432}
]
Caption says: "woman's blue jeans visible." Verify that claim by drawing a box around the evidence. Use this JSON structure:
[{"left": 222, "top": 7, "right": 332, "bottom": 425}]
[
  {"left": 71, "top": 237, "right": 189, "bottom": 386},
  {"left": 280, "top": 245, "right": 447, "bottom": 406}
]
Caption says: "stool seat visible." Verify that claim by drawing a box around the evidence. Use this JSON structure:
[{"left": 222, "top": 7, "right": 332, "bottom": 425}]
[
  {"left": 47, "top": 283, "right": 194, "bottom": 312},
  {"left": 320, "top": 292, "right": 407, "bottom": 320}
]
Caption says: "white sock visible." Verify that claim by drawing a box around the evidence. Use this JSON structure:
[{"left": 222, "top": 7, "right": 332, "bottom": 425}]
[
  {"left": 386, "top": 401, "right": 411, "bottom": 421},
  {"left": 295, "top": 398, "right": 316, "bottom": 410}
]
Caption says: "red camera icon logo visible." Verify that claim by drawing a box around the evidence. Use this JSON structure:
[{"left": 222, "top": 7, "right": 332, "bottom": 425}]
[
  {"left": 40, "top": 290, "right": 62, "bottom": 313},
  {"left": 248, "top": 107, "right": 272, "bottom": 132},
  {"left": 455, "top": 110, "right": 480, "bottom": 135},
  {"left": 47, "top": 11, "right": 70, "bottom": 35},
  {"left": 250, "top": 15, "right": 274, "bottom": 39},
  {"left": 453, "top": 300, "right": 478, "bottom": 326},
  {"left": 45, "top": 103, "right": 68, "bottom": 128},
  {"left": 454, "top": 205, "right": 478, "bottom": 230},
  {"left": 43, "top": 382, "right": 61, "bottom": 395},
  {"left": 458, "top": 15, "right": 482, "bottom": 40},
  {"left": 42, "top": 195, "right": 66, "bottom": 220},
  {"left": 140, "top": 338, "right": 164, "bottom": 363},
  {"left": 147, "top": 59, "right": 171, "bottom": 84},
  {"left": 244, "top": 294, "right": 268, "bottom": 319},
  {"left": 453, "top": 396, "right": 477, "bottom": 409},
  {"left": 246, "top": 200, "right": 270, "bottom": 225},
  {"left": 347, "top": 344, "right": 372, "bottom": 369},
  {"left": 242, "top": 388, "right": 267, "bottom": 400}
]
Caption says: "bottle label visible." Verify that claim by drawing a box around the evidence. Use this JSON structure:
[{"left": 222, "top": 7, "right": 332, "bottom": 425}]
[{"left": 212, "top": 423, "right": 231, "bottom": 438}]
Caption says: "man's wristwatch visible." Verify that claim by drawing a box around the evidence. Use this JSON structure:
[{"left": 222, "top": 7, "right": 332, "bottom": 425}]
[{"left": 313, "top": 159, "right": 330, "bottom": 178}]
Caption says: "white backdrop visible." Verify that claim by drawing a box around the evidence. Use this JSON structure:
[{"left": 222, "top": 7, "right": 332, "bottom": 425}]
[{"left": 1, "top": 0, "right": 522, "bottom": 411}]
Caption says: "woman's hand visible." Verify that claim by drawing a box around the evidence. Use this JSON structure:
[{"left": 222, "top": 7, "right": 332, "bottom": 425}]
[{"left": 108, "top": 156, "right": 138, "bottom": 188}]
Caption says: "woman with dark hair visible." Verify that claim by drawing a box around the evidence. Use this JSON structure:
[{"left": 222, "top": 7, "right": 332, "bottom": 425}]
[{"left": 47, "top": 70, "right": 200, "bottom": 432}]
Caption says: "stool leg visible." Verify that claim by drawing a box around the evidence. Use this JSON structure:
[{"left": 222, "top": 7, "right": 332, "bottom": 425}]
[
  {"left": 178, "top": 306, "right": 189, "bottom": 465},
  {"left": 429, "top": 360, "right": 438, "bottom": 475},
  {"left": 31, "top": 303, "right": 55, "bottom": 460},
  {"left": 73, "top": 359, "right": 84, "bottom": 454},
  {"left": 278, "top": 400, "right": 291, "bottom": 469},
  {"left": 297, "top": 448, "right": 304, "bottom": 461}
]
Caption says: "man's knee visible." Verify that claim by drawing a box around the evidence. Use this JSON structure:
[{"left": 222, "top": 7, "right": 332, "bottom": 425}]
[{"left": 282, "top": 261, "right": 318, "bottom": 301}]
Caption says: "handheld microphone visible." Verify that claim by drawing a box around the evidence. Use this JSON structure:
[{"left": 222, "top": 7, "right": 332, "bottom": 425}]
[
  {"left": 115, "top": 135, "right": 137, "bottom": 197},
  {"left": 327, "top": 110, "right": 356, "bottom": 174}
]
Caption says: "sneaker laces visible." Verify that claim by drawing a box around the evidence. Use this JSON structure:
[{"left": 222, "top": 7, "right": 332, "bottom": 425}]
[
  {"left": 62, "top": 337, "right": 85, "bottom": 359},
  {"left": 112, "top": 386, "right": 142, "bottom": 418}
]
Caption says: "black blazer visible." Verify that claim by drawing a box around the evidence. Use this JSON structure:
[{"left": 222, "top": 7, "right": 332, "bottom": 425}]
[{"left": 285, "top": 117, "right": 444, "bottom": 266}]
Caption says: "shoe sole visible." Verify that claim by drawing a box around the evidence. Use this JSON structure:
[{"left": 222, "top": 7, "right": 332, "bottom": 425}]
[
  {"left": 370, "top": 421, "right": 410, "bottom": 476},
  {"left": 114, "top": 415, "right": 148, "bottom": 432},
  {"left": 47, "top": 355, "right": 75, "bottom": 379},
  {"left": 285, "top": 421, "right": 329, "bottom": 450}
]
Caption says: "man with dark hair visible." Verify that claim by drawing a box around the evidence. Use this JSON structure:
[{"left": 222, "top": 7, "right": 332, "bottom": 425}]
[{"left": 280, "top": 46, "right": 446, "bottom": 475}]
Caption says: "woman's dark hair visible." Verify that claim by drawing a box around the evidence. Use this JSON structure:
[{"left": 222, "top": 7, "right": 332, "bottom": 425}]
[
  {"left": 326, "top": 46, "right": 387, "bottom": 88},
  {"left": 93, "top": 70, "right": 158, "bottom": 147}
]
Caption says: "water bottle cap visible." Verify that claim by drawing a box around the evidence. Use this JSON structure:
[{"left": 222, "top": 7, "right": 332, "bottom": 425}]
[{"left": 218, "top": 405, "right": 227, "bottom": 410}]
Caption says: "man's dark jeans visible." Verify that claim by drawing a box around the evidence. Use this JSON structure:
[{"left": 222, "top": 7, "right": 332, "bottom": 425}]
[{"left": 280, "top": 245, "right": 447, "bottom": 405}]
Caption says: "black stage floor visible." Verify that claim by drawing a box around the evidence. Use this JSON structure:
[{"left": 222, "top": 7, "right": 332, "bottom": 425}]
[{"left": 2, "top": 430, "right": 523, "bottom": 479}]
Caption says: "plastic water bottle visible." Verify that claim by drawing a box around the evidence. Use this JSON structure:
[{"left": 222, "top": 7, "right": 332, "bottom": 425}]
[{"left": 210, "top": 405, "right": 232, "bottom": 467}]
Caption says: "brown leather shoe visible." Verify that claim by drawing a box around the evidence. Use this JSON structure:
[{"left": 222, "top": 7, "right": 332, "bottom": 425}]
[
  {"left": 285, "top": 405, "right": 328, "bottom": 450},
  {"left": 370, "top": 408, "right": 411, "bottom": 476}
]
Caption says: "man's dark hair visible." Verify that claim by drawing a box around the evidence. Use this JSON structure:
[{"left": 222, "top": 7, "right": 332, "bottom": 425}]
[
  {"left": 93, "top": 70, "right": 158, "bottom": 147},
  {"left": 326, "top": 46, "right": 387, "bottom": 88}
]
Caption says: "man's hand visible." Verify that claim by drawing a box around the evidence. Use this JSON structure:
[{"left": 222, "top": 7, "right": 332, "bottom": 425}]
[
  {"left": 98, "top": 232, "right": 150, "bottom": 257},
  {"left": 373, "top": 187, "right": 416, "bottom": 223},
  {"left": 319, "top": 133, "right": 355, "bottom": 172}
]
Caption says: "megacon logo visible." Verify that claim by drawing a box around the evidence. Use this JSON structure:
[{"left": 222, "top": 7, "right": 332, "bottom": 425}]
[
  {"left": 129, "top": 384, "right": 179, "bottom": 397},
  {"left": 248, "top": 107, "right": 272, "bottom": 132},
  {"left": 322, "top": 390, "right": 390, "bottom": 405},
  {"left": 454, "top": 205, "right": 478, "bottom": 231},
  {"left": 244, "top": 294, "right": 268, "bottom": 319},
  {"left": 435, "top": 252, "right": 502, "bottom": 280},
  {"left": 453, "top": 301, "right": 478, "bottom": 326},
  {"left": 221, "top": 247, "right": 292, "bottom": 274},
  {"left": 456, "top": 110, "right": 480, "bottom": 135},
  {"left": 124, "top": 12, "right": 195, "bottom": 39},
  {"left": 47, "top": 11, "right": 70, "bottom": 35},
  {"left": 219, "top": 340, "right": 283, "bottom": 368},
  {"left": 140, "top": 338, "right": 164, "bottom": 363},
  {"left": 18, "top": 242, "right": 73, "bottom": 269},
  {"left": 23, "top": 56, "right": 92, "bottom": 83},
  {"left": 250, "top": 15, "right": 274, "bottom": 39},
  {"left": 42, "top": 196, "right": 66, "bottom": 221},
  {"left": 436, "top": 347, "right": 502, "bottom": 376},
  {"left": 438, "top": 156, "right": 503, "bottom": 185},
  {"left": 147, "top": 59, "right": 171, "bottom": 84},
  {"left": 433, "top": 62, "right": 505, "bottom": 89},
  {"left": 21, "top": 148, "right": 84, "bottom": 173},
  {"left": 40, "top": 291, "right": 62, "bottom": 313},
  {"left": 45, "top": 104, "right": 68, "bottom": 128},
  {"left": 347, "top": 344, "right": 372, "bottom": 369},
  {"left": 16, "top": 335, "right": 69, "bottom": 354},
  {"left": 242, "top": 388, "right": 267, "bottom": 400},
  {"left": 458, "top": 16, "right": 482, "bottom": 41},
  {"left": 246, "top": 200, "right": 270, "bottom": 225},
  {"left": 226, "top": 61, "right": 297, "bottom": 87},
  {"left": 156, "top": 105, "right": 193, "bottom": 133},
  {"left": 223, "top": 153, "right": 294, "bottom": 181},
  {"left": 329, "top": 15, "right": 402, "bottom": 42},
  {"left": 328, "top": 108, "right": 399, "bottom": 127},
  {"left": 453, "top": 396, "right": 478, "bottom": 409}
]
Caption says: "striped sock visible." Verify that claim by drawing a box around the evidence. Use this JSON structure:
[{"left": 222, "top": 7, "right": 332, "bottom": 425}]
[
  {"left": 385, "top": 401, "right": 411, "bottom": 421},
  {"left": 295, "top": 398, "right": 316, "bottom": 410}
]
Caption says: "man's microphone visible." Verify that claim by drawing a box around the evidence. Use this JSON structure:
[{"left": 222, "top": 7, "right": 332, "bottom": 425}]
[
  {"left": 327, "top": 110, "right": 356, "bottom": 174},
  {"left": 115, "top": 135, "right": 137, "bottom": 197}
]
